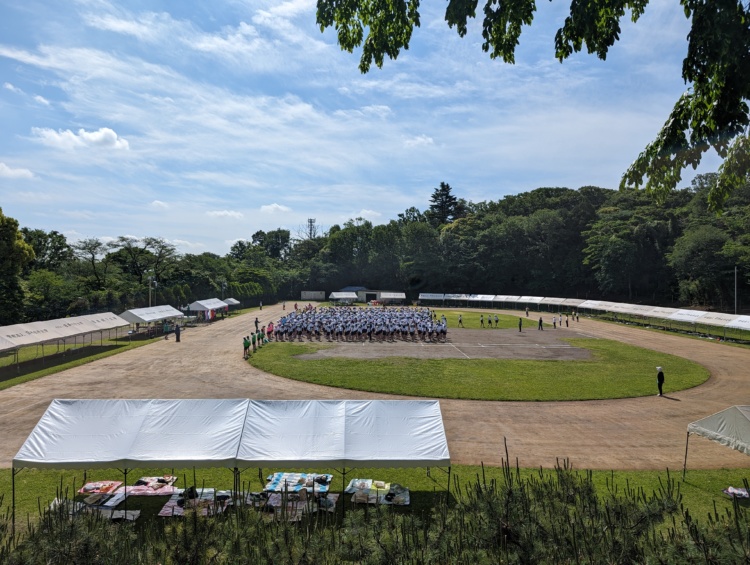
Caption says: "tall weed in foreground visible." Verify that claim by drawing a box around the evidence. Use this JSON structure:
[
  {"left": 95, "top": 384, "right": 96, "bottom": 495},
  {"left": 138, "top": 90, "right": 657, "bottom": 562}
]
[{"left": 4, "top": 465, "right": 750, "bottom": 563}]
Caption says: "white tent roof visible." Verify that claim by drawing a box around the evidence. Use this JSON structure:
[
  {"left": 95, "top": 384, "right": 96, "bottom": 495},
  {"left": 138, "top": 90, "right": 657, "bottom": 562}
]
[
  {"left": 562, "top": 298, "right": 586, "bottom": 307},
  {"left": 14, "top": 399, "right": 450, "bottom": 470},
  {"left": 647, "top": 306, "right": 679, "bottom": 318},
  {"left": 669, "top": 309, "right": 708, "bottom": 323},
  {"left": 223, "top": 298, "right": 241, "bottom": 306},
  {"left": 687, "top": 406, "right": 750, "bottom": 456},
  {"left": 0, "top": 313, "right": 128, "bottom": 351},
  {"left": 517, "top": 296, "right": 544, "bottom": 304},
  {"left": 444, "top": 293, "right": 468, "bottom": 300},
  {"left": 189, "top": 298, "right": 228, "bottom": 311},
  {"left": 698, "top": 312, "right": 740, "bottom": 327},
  {"left": 493, "top": 295, "right": 521, "bottom": 303},
  {"left": 726, "top": 315, "right": 750, "bottom": 330},
  {"left": 119, "top": 305, "right": 185, "bottom": 324},
  {"left": 539, "top": 297, "right": 566, "bottom": 305},
  {"left": 379, "top": 292, "right": 406, "bottom": 300},
  {"left": 419, "top": 293, "right": 445, "bottom": 300},
  {"left": 329, "top": 292, "right": 358, "bottom": 300},
  {"left": 466, "top": 294, "right": 495, "bottom": 302}
]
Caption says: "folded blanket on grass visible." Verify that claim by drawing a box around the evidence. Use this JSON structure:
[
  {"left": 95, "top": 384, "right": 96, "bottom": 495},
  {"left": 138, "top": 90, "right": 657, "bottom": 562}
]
[{"left": 78, "top": 481, "right": 122, "bottom": 494}]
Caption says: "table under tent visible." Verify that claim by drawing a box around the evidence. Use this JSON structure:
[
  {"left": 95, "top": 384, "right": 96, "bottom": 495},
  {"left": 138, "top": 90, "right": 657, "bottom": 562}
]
[{"left": 12, "top": 398, "right": 451, "bottom": 529}]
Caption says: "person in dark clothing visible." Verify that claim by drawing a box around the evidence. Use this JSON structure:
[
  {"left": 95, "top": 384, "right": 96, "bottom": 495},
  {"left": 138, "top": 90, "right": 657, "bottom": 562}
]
[
  {"left": 518, "top": 318, "right": 523, "bottom": 332},
  {"left": 538, "top": 317, "right": 543, "bottom": 330},
  {"left": 254, "top": 317, "right": 260, "bottom": 332},
  {"left": 657, "top": 367, "right": 665, "bottom": 396},
  {"left": 174, "top": 323, "right": 181, "bottom": 342}
]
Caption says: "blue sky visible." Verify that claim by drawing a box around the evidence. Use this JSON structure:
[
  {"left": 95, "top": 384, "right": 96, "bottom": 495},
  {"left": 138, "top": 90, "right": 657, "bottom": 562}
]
[{"left": 1, "top": 0, "right": 721, "bottom": 255}]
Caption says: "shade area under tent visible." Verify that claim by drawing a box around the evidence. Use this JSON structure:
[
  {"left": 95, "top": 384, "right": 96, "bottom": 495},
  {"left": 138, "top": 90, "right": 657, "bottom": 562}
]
[
  {"left": 12, "top": 398, "right": 451, "bottom": 530},
  {"left": 683, "top": 406, "right": 750, "bottom": 478},
  {"left": 0, "top": 313, "right": 129, "bottom": 370}
]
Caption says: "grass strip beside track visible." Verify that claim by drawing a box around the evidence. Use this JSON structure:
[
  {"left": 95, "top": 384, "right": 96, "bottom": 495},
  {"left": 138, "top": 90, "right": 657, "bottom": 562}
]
[{"left": 249, "top": 338, "right": 708, "bottom": 401}]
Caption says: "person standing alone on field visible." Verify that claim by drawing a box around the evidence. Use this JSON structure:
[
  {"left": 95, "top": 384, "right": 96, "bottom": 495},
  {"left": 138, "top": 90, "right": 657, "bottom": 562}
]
[
  {"left": 480, "top": 314, "right": 485, "bottom": 328},
  {"left": 458, "top": 314, "right": 464, "bottom": 328},
  {"left": 657, "top": 367, "right": 665, "bottom": 396},
  {"left": 518, "top": 318, "right": 523, "bottom": 332},
  {"left": 538, "top": 317, "right": 543, "bottom": 330}
]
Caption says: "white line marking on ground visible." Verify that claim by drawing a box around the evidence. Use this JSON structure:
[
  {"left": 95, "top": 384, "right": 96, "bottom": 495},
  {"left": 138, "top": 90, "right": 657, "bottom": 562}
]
[{"left": 450, "top": 343, "right": 471, "bottom": 359}]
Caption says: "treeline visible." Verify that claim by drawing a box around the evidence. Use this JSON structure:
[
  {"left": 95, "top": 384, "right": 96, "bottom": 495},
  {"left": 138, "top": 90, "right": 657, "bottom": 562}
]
[{"left": 2, "top": 174, "right": 749, "bottom": 325}]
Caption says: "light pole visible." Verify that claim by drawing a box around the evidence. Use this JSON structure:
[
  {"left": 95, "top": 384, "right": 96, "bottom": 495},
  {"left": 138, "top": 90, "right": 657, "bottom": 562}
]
[{"left": 148, "top": 276, "right": 157, "bottom": 307}]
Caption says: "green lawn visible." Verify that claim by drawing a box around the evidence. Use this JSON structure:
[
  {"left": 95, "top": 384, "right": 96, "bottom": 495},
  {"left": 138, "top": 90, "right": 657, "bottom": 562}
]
[{"left": 249, "top": 337, "right": 708, "bottom": 401}]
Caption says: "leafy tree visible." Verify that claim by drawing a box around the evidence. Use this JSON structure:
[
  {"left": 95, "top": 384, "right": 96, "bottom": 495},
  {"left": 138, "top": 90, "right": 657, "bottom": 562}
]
[
  {"left": 669, "top": 224, "right": 733, "bottom": 306},
  {"left": 317, "top": 0, "right": 750, "bottom": 208},
  {"left": 20, "top": 228, "right": 73, "bottom": 275},
  {"left": 24, "top": 269, "right": 76, "bottom": 320},
  {"left": 0, "top": 208, "right": 35, "bottom": 324}
]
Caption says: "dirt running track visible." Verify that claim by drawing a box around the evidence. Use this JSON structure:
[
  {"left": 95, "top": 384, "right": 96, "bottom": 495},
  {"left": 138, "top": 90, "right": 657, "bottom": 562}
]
[{"left": 0, "top": 305, "right": 748, "bottom": 471}]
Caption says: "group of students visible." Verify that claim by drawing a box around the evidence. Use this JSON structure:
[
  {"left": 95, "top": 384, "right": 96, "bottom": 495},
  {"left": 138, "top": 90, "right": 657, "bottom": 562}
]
[
  {"left": 271, "top": 306, "right": 449, "bottom": 343},
  {"left": 243, "top": 323, "right": 271, "bottom": 359}
]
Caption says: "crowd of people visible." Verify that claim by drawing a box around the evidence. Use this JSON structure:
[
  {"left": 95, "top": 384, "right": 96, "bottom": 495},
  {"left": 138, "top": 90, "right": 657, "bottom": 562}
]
[{"left": 270, "top": 305, "right": 448, "bottom": 343}]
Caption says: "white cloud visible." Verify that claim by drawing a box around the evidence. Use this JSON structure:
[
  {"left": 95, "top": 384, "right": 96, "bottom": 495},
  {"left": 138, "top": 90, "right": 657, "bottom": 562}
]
[
  {"left": 172, "top": 238, "right": 204, "bottom": 249},
  {"left": 357, "top": 209, "right": 382, "bottom": 220},
  {"left": 3, "top": 82, "right": 22, "bottom": 94},
  {"left": 404, "top": 134, "right": 434, "bottom": 148},
  {"left": 207, "top": 210, "right": 244, "bottom": 219},
  {"left": 150, "top": 200, "right": 169, "bottom": 209},
  {"left": 0, "top": 162, "right": 34, "bottom": 178},
  {"left": 31, "top": 127, "right": 129, "bottom": 150},
  {"left": 260, "top": 203, "right": 292, "bottom": 213},
  {"left": 33, "top": 95, "right": 50, "bottom": 106}
]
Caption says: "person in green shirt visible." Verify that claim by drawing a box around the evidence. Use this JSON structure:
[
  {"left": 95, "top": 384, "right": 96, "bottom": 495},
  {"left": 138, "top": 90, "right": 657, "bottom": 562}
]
[{"left": 243, "top": 336, "right": 250, "bottom": 359}]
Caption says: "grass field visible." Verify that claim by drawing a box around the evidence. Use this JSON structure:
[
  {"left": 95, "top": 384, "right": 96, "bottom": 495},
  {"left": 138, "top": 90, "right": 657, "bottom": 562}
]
[{"left": 249, "top": 337, "right": 708, "bottom": 401}]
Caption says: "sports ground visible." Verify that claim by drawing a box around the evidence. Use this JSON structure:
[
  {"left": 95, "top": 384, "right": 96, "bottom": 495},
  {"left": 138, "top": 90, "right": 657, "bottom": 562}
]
[{"left": 0, "top": 304, "right": 747, "bottom": 471}]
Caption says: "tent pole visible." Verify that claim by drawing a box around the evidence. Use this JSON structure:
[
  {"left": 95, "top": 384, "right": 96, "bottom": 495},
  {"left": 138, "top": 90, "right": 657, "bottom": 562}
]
[
  {"left": 447, "top": 465, "right": 452, "bottom": 498},
  {"left": 341, "top": 467, "right": 347, "bottom": 520},
  {"left": 682, "top": 432, "right": 690, "bottom": 480},
  {"left": 11, "top": 465, "right": 16, "bottom": 538},
  {"left": 123, "top": 468, "right": 128, "bottom": 517}
]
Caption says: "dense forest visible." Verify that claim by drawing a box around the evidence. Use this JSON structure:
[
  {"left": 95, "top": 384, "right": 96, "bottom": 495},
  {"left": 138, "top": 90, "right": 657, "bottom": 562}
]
[{"left": 2, "top": 174, "right": 749, "bottom": 325}]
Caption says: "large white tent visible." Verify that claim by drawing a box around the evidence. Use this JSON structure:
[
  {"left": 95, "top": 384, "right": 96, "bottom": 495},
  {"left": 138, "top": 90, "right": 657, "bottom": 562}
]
[
  {"left": 188, "top": 298, "right": 228, "bottom": 311},
  {"left": 119, "top": 305, "right": 184, "bottom": 325},
  {"left": 14, "top": 398, "right": 450, "bottom": 470},
  {"left": 683, "top": 406, "right": 750, "bottom": 476},
  {"left": 0, "top": 313, "right": 129, "bottom": 356}
]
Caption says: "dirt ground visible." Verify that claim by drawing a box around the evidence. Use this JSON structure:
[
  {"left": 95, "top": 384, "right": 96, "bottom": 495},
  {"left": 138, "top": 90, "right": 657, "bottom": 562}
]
[{"left": 1, "top": 305, "right": 748, "bottom": 471}]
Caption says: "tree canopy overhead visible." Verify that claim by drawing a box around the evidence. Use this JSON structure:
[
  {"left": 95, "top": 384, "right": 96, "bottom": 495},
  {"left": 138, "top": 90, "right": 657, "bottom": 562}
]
[{"left": 316, "top": 0, "right": 750, "bottom": 209}]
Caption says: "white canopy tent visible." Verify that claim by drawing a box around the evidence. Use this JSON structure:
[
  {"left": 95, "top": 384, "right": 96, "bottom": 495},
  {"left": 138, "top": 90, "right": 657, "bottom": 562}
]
[
  {"left": 683, "top": 406, "right": 750, "bottom": 476},
  {"left": 15, "top": 398, "right": 450, "bottom": 470},
  {"left": 418, "top": 293, "right": 445, "bottom": 301},
  {"left": 188, "top": 298, "right": 228, "bottom": 311},
  {"left": 329, "top": 292, "right": 358, "bottom": 302},
  {"left": 379, "top": 292, "right": 406, "bottom": 302},
  {"left": 0, "top": 313, "right": 129, "bottom": 360},
  {"left": 12, "top": 398, "right": 450, "bottom": 526},
  {"left": 223, "top": 298, "right": 241, "bottom": 306},
  {"left": 119, "top": 305, "right": 184, "bottom": 325}
]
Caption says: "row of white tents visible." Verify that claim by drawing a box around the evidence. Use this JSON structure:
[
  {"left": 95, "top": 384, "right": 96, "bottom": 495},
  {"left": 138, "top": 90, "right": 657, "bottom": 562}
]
[
  {"left": 418, "top": 294, "right": 750, "bottom": 331},
  {"left": 0, "top": 298, "right": 243, "bottom": 358}
]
